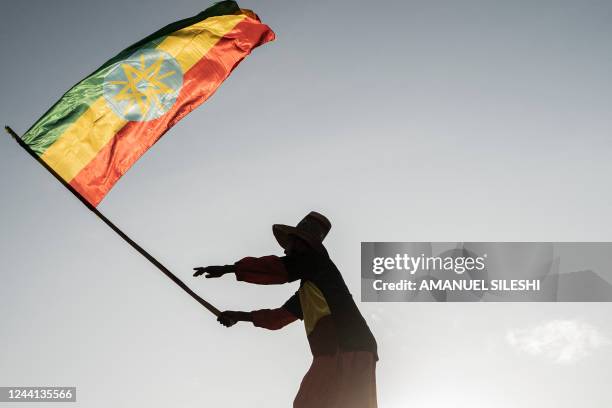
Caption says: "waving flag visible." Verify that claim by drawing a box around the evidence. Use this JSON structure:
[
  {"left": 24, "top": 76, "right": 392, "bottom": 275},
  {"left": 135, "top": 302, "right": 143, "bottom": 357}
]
[{"left": 21, "top": 1, "right": 274, "bottom": 206}]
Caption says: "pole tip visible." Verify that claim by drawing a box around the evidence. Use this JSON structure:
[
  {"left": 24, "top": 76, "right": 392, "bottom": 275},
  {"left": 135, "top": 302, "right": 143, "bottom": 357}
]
[{"left": 4, "top": 126, "right": 19, "bottom": 140}]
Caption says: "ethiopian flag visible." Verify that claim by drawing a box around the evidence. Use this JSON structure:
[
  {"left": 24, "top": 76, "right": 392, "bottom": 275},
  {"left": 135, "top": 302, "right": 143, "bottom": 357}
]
[{"left": 21, "top": 1, "right": 274, "bottom": 206}]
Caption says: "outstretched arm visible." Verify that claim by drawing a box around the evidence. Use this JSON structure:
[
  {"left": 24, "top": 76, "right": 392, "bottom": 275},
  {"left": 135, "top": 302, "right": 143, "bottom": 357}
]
[
  {"left": 216, "top": 293, "right": 303, "bottom": 330},
  {"left": 194, "top": 253, "right": 318, "bottom": 284},
  {"left": 194, "top": 255, "right": 293, "bottom": 284}
]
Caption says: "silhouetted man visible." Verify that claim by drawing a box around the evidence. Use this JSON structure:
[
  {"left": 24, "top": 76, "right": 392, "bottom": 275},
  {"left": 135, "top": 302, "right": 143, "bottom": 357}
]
[{"left": 193, "top": 211, "right": 378, "bottom": 408}]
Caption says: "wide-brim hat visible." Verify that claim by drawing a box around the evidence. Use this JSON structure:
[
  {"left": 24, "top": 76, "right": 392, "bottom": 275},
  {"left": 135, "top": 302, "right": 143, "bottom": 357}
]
[{"left": 273, "top": 211, "right": 331, "bottom": 249}]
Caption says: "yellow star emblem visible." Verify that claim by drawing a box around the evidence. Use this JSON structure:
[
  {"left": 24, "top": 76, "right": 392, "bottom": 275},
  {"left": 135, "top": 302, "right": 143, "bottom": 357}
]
[{"left": 107, "top": 54, "right": 178, "bottom": 118}]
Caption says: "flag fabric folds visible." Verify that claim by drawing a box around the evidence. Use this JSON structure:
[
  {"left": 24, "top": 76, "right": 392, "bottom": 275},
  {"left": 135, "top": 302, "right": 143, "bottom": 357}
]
[{"left": 21, "top": 1, "right": 275, "bottom": 206}]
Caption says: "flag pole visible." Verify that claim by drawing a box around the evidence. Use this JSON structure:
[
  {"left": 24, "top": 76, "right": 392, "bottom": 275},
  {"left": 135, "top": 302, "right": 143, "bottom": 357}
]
[{"left": 4, "top": 125, "right": 220, "bottom": 317}]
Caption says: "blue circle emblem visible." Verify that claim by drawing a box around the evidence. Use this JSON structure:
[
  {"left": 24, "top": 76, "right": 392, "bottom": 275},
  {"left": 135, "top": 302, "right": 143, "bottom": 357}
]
[{"left": 103, "top": 49, "right": 183, "bottom": 121}]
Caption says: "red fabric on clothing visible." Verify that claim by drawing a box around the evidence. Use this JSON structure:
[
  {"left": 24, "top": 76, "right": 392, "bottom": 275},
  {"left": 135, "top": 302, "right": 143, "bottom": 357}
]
[
  {"left": 235, "top": 255, "right": 288, "bottom": 284},
  {"left": 251, "top": 307, "right": 298, "bottom": 330},
  {"left": 293, "top": 351, "right": 377, "bottom": 408}
]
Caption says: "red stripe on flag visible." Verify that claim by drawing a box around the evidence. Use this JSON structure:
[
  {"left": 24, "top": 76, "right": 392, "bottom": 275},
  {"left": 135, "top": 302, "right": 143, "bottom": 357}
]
[{"left": 70, "top": 18, "right": 274, "bottom": 206}]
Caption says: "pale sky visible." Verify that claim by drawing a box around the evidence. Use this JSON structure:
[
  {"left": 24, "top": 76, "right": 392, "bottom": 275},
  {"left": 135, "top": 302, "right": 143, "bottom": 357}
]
[{"left": 1, "top": 1, "right": 611, "bottom": 407}]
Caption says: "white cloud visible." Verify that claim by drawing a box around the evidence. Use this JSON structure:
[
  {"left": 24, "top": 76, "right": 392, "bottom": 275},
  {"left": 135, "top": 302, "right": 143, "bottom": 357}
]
[{"left": 506, "top": 319, "right": 610, "bottom": 364}]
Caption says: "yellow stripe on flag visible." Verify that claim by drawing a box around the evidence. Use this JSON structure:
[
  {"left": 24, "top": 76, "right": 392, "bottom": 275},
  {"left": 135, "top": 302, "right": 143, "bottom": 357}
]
[
  {"left": 41, "top": 14, "right": 247, "bottom": 182},
  {"left": 161, "top": 14, "right": 247, "bottom": 73}
]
